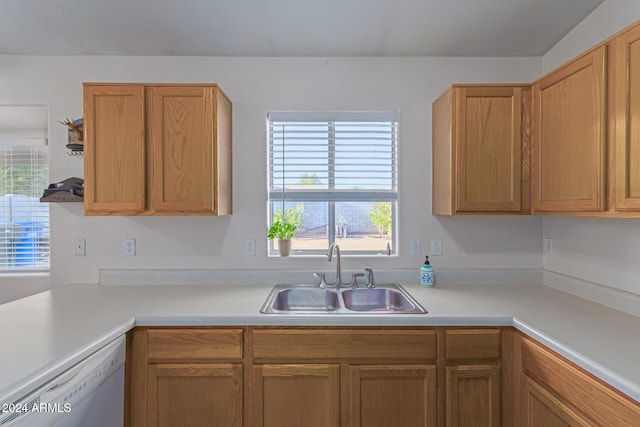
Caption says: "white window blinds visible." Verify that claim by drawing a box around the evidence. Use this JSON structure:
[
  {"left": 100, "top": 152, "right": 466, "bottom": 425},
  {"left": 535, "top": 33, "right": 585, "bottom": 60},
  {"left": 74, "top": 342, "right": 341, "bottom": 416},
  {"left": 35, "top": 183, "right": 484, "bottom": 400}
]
[
  {"left": 0, "top": 139, "right": 49, "bottom": 270},
  {"left": 268, "top": 112, "right": 398, "bottom": 202}
]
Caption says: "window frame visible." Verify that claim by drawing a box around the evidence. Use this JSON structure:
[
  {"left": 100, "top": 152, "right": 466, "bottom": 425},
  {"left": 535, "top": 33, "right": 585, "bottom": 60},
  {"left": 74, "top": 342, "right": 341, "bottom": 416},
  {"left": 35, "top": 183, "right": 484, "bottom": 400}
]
[{"left": 267, "top": 112, "right": 399, "bottom": 257}]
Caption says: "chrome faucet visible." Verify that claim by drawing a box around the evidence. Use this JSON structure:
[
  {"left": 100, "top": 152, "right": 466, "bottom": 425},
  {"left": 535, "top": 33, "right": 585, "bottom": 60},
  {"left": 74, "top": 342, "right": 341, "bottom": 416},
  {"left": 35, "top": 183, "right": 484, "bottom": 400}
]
[
  {"left": 364, "top": 266, "right": 376, "bottom": 288},
  {"left": 327, "top": 242, "right": 343, "bottom": 287}
]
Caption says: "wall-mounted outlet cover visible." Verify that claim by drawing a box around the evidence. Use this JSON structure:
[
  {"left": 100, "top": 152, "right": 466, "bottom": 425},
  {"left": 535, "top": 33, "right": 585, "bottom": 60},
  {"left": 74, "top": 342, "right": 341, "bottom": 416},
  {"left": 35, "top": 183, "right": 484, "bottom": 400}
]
[
  {"left": 245, "top": 239, "right": 256, "bottom": 256},
  {"left": 431, "top": 238, "right": 443, "bottom": 256},
  {"left": 124, "top": 239, "right": 136, "bottom": 256}
]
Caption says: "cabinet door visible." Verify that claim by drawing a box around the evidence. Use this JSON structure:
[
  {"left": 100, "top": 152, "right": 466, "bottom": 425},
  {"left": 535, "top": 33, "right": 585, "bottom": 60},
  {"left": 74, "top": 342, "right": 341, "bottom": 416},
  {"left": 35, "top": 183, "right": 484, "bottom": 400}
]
[
  {"left": 614, "top": 23, "right": 640, "bottom": 211},
  {"left": 249, "top": 364, "right": 340, "bottom": 427},
  {"left": 446, "top": 365, "right": 500, "bottom": 427},
  {"left": 455, "top": 87, "right": 524, "bottom": 212},
  {"left": 522, "top": 377, "right": 592, "bottom": 427},
  {"left": 146, "top": 363, "right": 242, "bottom": 427},
  {"left": 532, "top": 46, "right": 607, "bottom": 212},
  {"left": 348, "top": 365, "right": 437, "bottom": 427},
  {"left": 146, "top": 86, "right": 215, "bottom": 214},
  {"left": 84, "top": 84, "right": 146, "bottom": 214}
]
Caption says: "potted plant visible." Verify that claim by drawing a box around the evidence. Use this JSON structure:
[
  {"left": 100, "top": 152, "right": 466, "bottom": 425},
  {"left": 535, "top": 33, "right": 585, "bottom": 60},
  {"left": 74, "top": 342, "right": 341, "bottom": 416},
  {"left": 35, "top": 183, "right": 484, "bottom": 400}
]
[{"left": 268, "top": 206, "right": 304, "bottom": 257}]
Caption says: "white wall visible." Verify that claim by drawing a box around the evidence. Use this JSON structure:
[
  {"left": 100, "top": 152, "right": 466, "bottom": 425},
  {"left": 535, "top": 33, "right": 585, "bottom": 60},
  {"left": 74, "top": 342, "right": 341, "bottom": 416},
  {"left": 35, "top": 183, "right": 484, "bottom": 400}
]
[
  {"left": 542, "top": 0, "right": 640, "bottom": 298},
  {"left": 0, "top": 55, "right": 542, "bottom": 296}
]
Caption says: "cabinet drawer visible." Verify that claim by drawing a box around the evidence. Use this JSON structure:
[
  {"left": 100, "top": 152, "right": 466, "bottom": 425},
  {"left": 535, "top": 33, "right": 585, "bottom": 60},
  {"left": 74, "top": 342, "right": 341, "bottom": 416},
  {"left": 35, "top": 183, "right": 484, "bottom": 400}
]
[
  {"left": 252, "top": 328, "right": 436, "bottom": 362},
  {"left": 445, "top": 329, "right": 501, "bottom": 362},
  {"left": 146, "top": 328, "right": 243, "bottom": 363}
]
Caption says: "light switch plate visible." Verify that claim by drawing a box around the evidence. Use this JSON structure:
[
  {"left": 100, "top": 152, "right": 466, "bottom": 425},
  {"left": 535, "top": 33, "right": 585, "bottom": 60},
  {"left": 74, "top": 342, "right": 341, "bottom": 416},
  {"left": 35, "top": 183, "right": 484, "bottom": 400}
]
[
  {"left": 74, "top": 239, "right": 86, "bottom": 256},
  {"left": 410, "top": 240, "right": 421, "bottom": 256}
]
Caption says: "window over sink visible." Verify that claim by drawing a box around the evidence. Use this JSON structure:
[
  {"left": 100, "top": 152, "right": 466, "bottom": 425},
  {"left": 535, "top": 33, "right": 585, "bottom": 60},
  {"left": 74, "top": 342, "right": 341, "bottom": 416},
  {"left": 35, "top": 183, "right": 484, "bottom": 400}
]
[{"left": 267, "top": 112, "right": 398, "bottom": 256}]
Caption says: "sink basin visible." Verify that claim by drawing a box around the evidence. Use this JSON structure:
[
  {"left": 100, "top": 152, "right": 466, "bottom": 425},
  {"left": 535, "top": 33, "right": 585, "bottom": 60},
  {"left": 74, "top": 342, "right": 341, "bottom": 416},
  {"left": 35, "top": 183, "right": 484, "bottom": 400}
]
[
  {"left": 261, "top": 283, "right": 427, "bottom": 314},
  {"left": 262, "top": 285, "right": 340, "bottom": 313},
  {"left": 341, "top": 288, "right": 419, "bottom": 312}
]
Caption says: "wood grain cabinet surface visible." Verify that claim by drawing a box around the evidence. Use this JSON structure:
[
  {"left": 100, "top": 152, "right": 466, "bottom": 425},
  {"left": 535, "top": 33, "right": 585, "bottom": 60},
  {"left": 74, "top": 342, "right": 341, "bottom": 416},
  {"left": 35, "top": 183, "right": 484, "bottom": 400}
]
[
  {"left": 443, "top": 329, "right": 503, "bottom": 427},
  {"left": 434, "top": 19, "right": 640, "bottom": 218},
  {"left": 612, "top": 21, "right": 640, "bottom": 213},
  {"left": 126, "top": 328, "right": 244, "bottom": 427},
  {"left": 249, "top": 328, "right": 438, "bottom": 427},
  {"left": 83, "top": 83, "right": 232, "bottom": 216},
  {"left": 126, "top": 326, "right": 640, "bottom": 427},
  {"left": 432, "top": 85, "right": 531, "bottom": 215},
  {"left": 516, "top": 333, "right": 640, "bottom": 426},
  {"left": 530, "top": 19, "right": 640, "bottom": 217},
  {"left": 531, "top": 46, "right": 607, "bottom": 214}
]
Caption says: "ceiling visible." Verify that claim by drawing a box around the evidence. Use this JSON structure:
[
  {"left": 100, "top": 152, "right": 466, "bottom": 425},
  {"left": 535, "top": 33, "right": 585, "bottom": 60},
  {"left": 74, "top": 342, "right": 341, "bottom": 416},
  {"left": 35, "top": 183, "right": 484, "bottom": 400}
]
[{"left": 0, "top": 0, "right": 604, "bottom": 57}]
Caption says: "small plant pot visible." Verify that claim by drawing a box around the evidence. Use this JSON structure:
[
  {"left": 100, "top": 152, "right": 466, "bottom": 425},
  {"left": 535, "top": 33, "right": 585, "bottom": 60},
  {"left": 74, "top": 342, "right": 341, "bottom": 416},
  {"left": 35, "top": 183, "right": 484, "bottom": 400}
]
[{"left": 277, "top": 238, "right": 292, "bottom": 257}]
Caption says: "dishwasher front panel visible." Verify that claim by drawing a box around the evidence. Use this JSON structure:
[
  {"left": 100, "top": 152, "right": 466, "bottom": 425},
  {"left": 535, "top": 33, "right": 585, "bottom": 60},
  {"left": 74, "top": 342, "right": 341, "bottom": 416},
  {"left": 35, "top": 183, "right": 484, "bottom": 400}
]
[{"left": 0, "top": 335, "right": 125, "bottom": 427}]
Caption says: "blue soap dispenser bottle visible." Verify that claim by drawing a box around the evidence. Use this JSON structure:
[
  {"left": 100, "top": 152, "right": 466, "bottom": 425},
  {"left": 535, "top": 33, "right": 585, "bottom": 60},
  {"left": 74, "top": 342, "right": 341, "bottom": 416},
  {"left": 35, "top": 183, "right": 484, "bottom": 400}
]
[{"left": 420, "top": 256, "right": 434, "bottom": 287}]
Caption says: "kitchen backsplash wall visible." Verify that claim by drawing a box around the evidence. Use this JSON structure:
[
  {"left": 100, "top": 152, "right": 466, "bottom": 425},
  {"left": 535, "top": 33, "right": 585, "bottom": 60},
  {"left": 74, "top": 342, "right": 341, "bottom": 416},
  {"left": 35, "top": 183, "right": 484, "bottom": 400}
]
[
  {"left": 542, "top": 0, "right": 640, "bottom": 301},
  {"left": 0, "top": 55, "right": 542, "bottom": 296}
]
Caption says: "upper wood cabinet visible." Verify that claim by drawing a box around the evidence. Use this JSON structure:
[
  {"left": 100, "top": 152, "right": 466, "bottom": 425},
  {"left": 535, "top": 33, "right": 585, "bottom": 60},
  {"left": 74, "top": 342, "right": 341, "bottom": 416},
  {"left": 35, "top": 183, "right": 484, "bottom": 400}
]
[
  {"left": 432, "top": 85, "right": 531, "bottom": 215},
  {"left": 531, "top": 46, "right": 607, "bottom": 213},
  {"left": 432, "top": 19, "right": 640, "bottom": 218},
  {"left": 612, "top": 22, "right": 640, "bottom": 212},
  {"left": 83, "top": 83, "right": 232, "bottom": 216}
]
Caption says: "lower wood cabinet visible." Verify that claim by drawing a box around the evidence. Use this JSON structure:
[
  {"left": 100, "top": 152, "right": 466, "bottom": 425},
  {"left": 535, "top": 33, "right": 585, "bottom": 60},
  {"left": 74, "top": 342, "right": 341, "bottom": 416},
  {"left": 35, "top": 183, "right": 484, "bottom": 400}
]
[
  {"left": 126, "top": 326, "right": 639, "bottom": 427},
  {"left": 446, "top": 365, "right": 500, "bottom": 427},
  {"left": 349, "top": 365, "right": 437, "bottom": 427},
  {"left": 249, "top": 328, "right": 438, "bottom": 427},
  {"left": 126, "top": 327, "right": 244, "bottom": 427},
  {"left": 444, "top": 328, "right": 502, "bottom": 427},
  {"left": 516, "top": 333, "right": 640, "bottom": 426},
  {"left": 146, "top": 363, "right": 242, "bottom": 427},
  {"left": 522, "top": 375, "right": 592, "bottom": 426},
  {"left": 249, "top": 364, "right": 340, "bottom": 427}
]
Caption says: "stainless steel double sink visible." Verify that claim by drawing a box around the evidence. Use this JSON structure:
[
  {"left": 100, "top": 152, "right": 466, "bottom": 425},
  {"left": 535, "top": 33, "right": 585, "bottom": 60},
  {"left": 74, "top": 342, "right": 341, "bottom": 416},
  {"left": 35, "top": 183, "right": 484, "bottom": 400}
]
[{"left": 260, "top": 283, "right": 427, "bottom": 314}]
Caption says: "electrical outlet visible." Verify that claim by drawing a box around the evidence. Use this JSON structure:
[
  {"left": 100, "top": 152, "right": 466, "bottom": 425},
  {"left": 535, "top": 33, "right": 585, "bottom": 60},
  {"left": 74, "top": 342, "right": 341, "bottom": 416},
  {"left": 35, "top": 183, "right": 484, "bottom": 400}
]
[
  {"left": 74, "top": 239, "right": 86, "bottom": 256},
  {"left": 543, "top": 238, "right": 554, "bottom": 255},
  {"left": 245, "top": 239, "right": 256, "bottom": 256},
  {"left": 124, "top": 239, "right": 136, "bottom": 256},
  {"left": 410, "top": 239, "right": 421, "bottom": 256},
  {"left": 431, "top": 238, "right": 443, "bottom": 256}
]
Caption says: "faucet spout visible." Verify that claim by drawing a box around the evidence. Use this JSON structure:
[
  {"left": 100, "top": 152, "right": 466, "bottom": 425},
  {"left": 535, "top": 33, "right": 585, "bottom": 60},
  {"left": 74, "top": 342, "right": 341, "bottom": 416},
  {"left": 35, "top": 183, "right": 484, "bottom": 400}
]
[{"left": 327, "top": 243, "right": 342, "bottom": 287}]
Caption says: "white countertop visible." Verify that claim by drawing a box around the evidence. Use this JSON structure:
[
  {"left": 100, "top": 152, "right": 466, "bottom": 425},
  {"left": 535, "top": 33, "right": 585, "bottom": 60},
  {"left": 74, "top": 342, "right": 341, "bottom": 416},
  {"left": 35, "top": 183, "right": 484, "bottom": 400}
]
[{"left": 1, "top": 282, "right": 639, "bottom": 407}]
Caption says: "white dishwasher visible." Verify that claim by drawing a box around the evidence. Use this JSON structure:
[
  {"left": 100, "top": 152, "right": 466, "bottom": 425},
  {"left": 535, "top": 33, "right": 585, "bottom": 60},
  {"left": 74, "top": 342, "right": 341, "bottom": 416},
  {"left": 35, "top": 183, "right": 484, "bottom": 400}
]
[{"left": 0, "top": 335, "right": 125, "bottom": 427}]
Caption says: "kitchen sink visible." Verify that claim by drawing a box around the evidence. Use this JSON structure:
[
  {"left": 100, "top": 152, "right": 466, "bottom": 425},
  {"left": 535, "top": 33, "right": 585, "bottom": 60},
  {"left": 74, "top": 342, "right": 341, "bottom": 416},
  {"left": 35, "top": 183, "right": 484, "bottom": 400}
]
[
  {"left": 270, "top": 286, "right": 340, "bottom": 312},
  {"left": 260, "top": 283, "right": 427, "bottom": 314},
  {"left": 341, "top": 288, "right": 418, "bottom": 312}
]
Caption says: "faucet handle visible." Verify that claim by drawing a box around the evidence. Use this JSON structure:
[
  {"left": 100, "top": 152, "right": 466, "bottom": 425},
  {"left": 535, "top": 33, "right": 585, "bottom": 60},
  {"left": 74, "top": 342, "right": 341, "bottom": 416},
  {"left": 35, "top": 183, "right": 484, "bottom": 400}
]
[
  {"left": 349, "top": 273, "right": 365, "bottom": 288},
  {"left": 364, "top": 266, "right": 376, "bottom": 288},
  {"left": 313, "top": 272, "right": 329, "bottom": 288}
]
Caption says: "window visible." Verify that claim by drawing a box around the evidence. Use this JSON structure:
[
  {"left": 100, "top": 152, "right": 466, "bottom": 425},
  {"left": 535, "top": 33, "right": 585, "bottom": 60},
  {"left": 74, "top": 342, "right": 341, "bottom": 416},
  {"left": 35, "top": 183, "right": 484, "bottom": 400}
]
[
  {"left": 0, "top": 139, "right": 49, "bottom": 271},
  {"left": 268, "top": 112, "right": 398, "bottom": 256}
]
